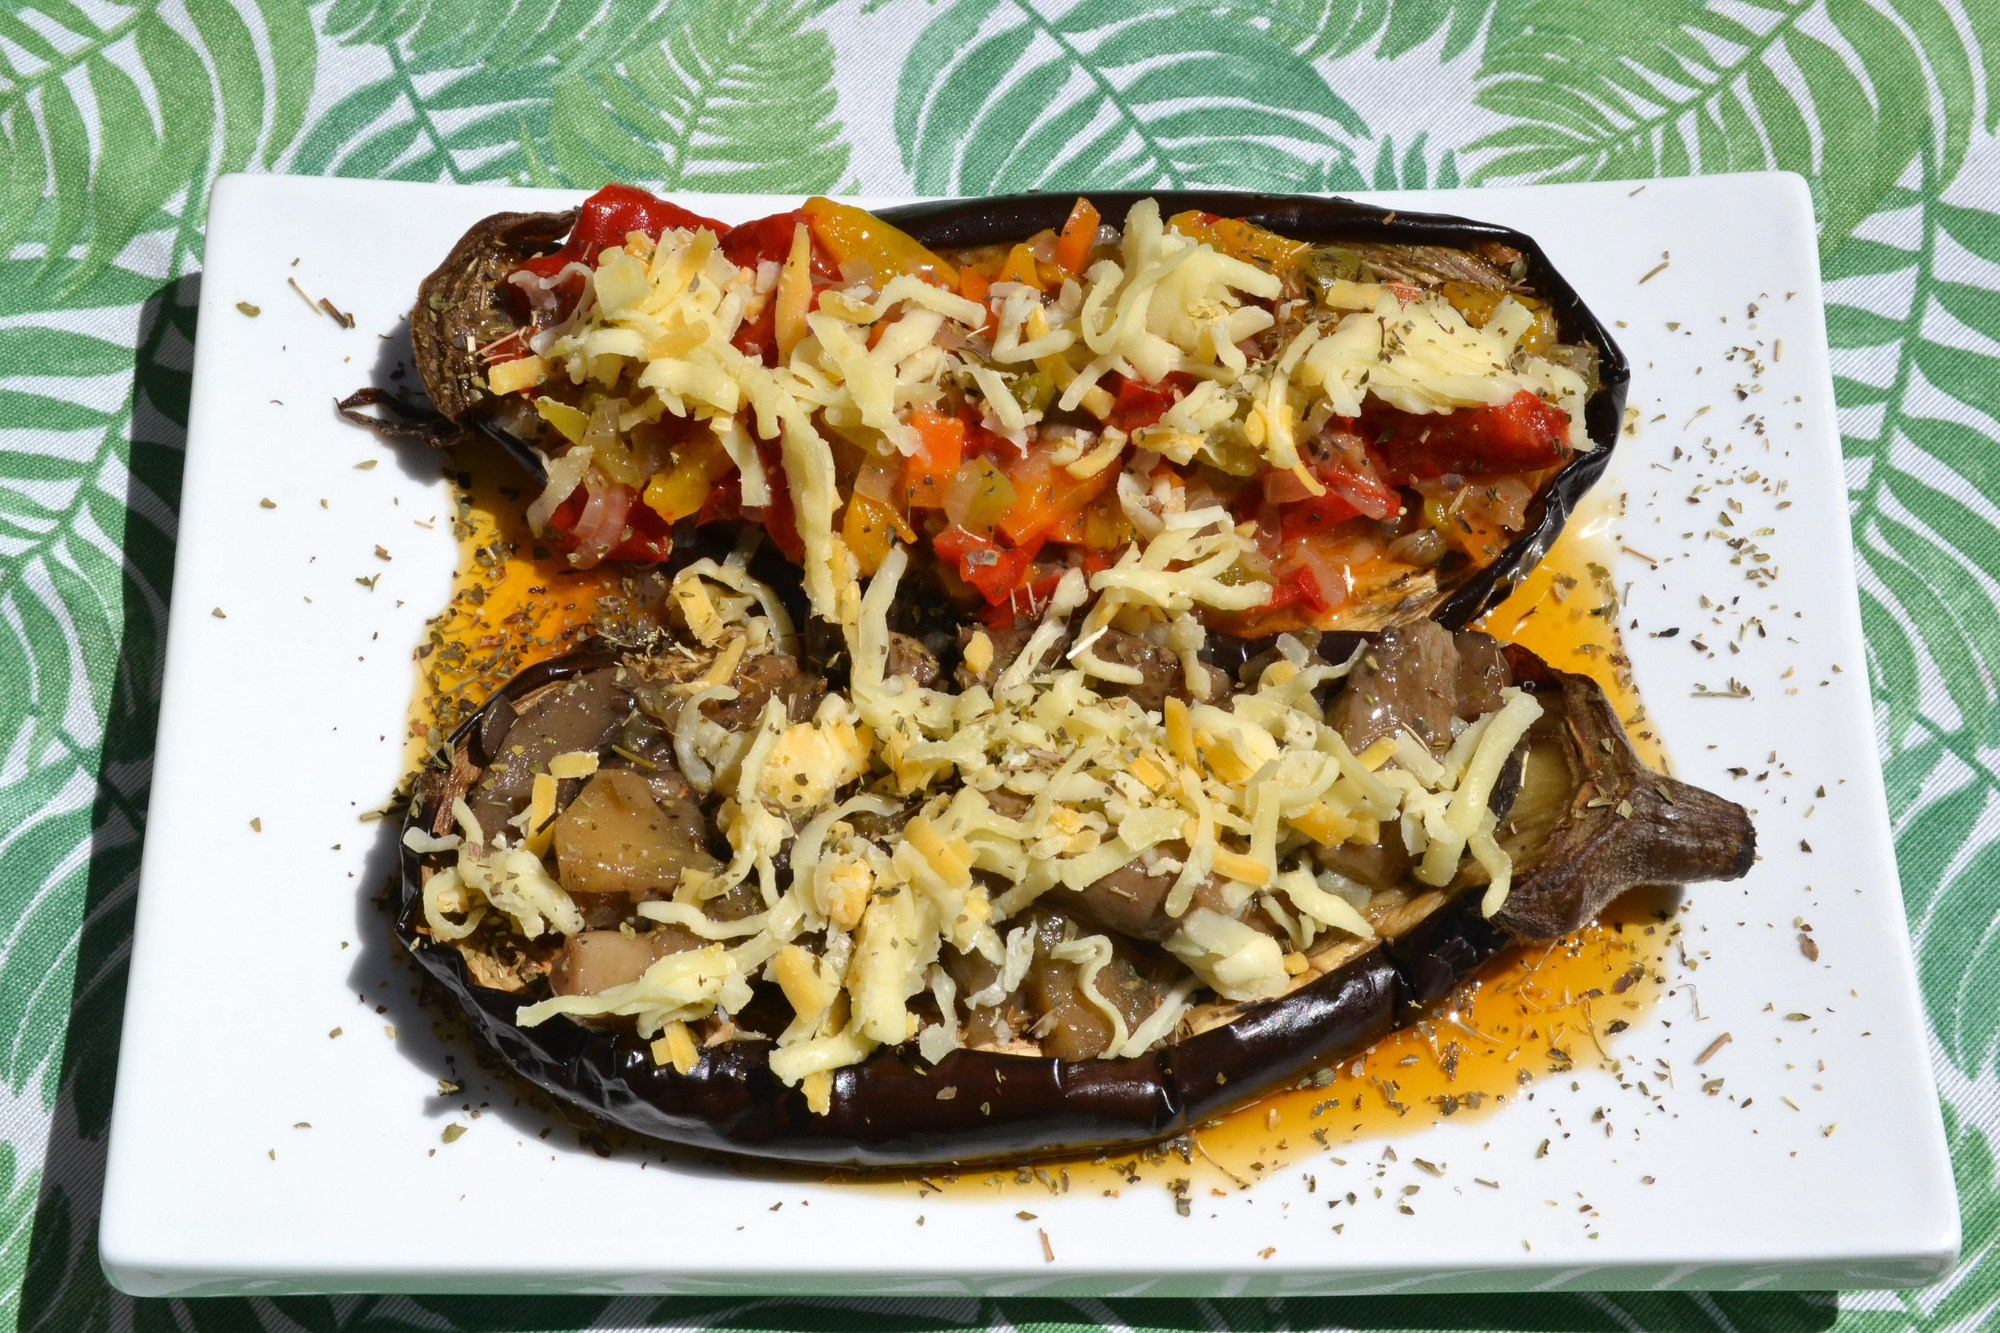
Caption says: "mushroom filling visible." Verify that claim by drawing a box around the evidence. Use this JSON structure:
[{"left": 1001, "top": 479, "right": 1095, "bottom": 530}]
[{"left": 410, "top": 512, "right": 1608, "bottom": 1115}]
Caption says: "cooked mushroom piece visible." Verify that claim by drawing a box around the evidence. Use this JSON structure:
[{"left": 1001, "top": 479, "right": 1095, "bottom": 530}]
[
  {"left": 1329, "top": 621, "right": 1460, "bottom": 752},
  {"left": 399, "top": 612, "right": 1752, "bottom": 1169},
  {"left": 466, "top": 669, "right": 631, "bottom": 837},
  {"left": 553, "top": 768, "right": 718, "bottom": 897},
  {"left": 549, "top": 925, "right": 705, "bottom": 997}
]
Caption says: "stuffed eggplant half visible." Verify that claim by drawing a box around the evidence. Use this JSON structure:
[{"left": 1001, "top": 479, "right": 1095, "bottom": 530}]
[
  {"left": 398, "top": 187, "right": 1627, "bottom": 636},
  {"left": 399, "top": 515, "right": 1754, "bottom": 1167}
]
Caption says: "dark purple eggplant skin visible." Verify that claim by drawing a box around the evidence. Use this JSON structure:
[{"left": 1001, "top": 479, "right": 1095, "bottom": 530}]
[
  {"left": 428, "top": 926, "right": 1409, "bottom": 1167},
  {"left": 410, "top": 207, "right": 579, "bottom": 480},
  {"left": 395, "top": 627, "right": 1754, "bottom": 1168},
  {"left": 396, "top": 644, "right": 1498, "bottom": 1167},
  {"left": 404, "top": 191, "right": 1625, "bottom": 632},
  {"left": 877, "top": 192, "right": 1629, "bottom": 633}
]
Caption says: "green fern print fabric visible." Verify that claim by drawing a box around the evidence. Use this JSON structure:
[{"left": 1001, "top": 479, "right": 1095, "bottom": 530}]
[{"left": 4, "top": 0, "right": 2000, "bottom": 1328}]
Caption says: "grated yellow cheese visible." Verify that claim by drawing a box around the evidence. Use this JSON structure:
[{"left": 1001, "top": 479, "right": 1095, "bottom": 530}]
[
  {"left": 652, "top": 1021, "right": 700, "bottom": 1074},
  {"left": 548, "top": 750, "right": 599, "bottom": 780},
  {"left": 495, "top": 472, "right": 1537, "bottom": 1103}
]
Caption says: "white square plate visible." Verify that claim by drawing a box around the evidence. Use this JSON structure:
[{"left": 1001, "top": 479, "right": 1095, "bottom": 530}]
[{"left": 99, "top": 171, "right": 1957, "bottom": 1297}]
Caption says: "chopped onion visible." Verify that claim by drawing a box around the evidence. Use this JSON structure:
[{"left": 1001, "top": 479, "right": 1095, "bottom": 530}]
[
  {"left": 1387, "top": 527, "right": 1448, "bottom": 566},
  {"left": 853, "top": 451, "right": 901, "bottom": 505},
  {"left": 1282, "top": 542, "right": 1348, "bottom": 611},
  {"left": 1486, "top": 476, "right": 1536, "bottom": 530},
  {"left": 1262, "top": 468, "right": 1317, "bottom": 505},
  {"left": 569, "top": 474, "right": 632, "bottom": 569},
  {"left": 525, "top": 445, "right": 594, "bottom": 534},
  {"left": 1325, "top": 472, "right": 1398, "bottom": 522}
]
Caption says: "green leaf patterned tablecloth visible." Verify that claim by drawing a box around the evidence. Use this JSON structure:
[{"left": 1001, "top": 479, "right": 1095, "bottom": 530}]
[{"left": 4, "top": 1, "right": 1998, "bottom": 1328}]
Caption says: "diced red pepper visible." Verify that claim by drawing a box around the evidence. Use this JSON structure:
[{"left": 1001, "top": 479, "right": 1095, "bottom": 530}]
[
  {"left": 606, "top": 499, "right": 674, "bottom": 562},
  {"left": 978, "top": 568, "right": 1067, "bottom": 627},
  {"left": 716, "top": 210, "right": 846, "bottom": 364},
  {"left": 932, "top": 526, "right": 1046, "bottom": 604},
  {"left": 747, "top": 461, "right": 806, "bottom": 564},
  {"left": 1281, "top": 562, "right": 1337, "bottom": 614},
  {"left": 1277, "top": 491, "right": 1365, "bottom": 545},
  {"left": 1106, "top": 372, "right": 1194, "bottom": 433},
  {"left": 955, "top": 405, "right": 1020, "bottom": 461},
  {"left": 1319, "top": 464, "right": 1403, "bottom": 521},
  {"left": 719, "top": 210, "right": 796, "bottom": 271},
  {"left": 517, "top": 184, "right": 728, "bottom": 280},
  {"left": 698, "top": 474, "right": 742, "bottom": 528},
  {"left": 1364, "top": 390, "right": 1570, "bottom": 482}
]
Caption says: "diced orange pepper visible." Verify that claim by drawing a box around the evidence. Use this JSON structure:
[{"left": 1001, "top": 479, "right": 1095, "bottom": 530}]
[
  {"left": 802, "top": 197, "right": 957, "bottom": 287},
  {"left": 1055, "top": 197, "right": 1100, "bottom": 276},
  {"left": 1083, "top": 490, "right": 1134, "bottom": 552},
  {"left": 903, "top": 409, "right": 964, "bottom": 510},
  {"left": 1166, "top": 210, "right": 1309, "bottom": 270},
  {"left": 641, "top": 431, "right": 736, "bottom": 524},
  {"left": 995, "top": 242, "right": 1041, "bottom": 290},
  {"left": 1045, "top": 506, "right": 1087, "bottom": 544},
  {"left": 998, "top": 446, "right": 1117, "bottom": 545},
  {"left": 956, "top": 268, "right": 996, "bottom": 336},
  {"left": 842, "top": 493, "right": 905, "bottom": 575}
]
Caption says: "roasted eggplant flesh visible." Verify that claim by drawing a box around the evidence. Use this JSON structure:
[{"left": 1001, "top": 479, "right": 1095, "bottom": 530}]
[
  {"left": 399, "top": 543, "right": 1750, "bottom": 1167},
  {"left": 404, "top": 188, "right": 1627, "bottom": 636}
]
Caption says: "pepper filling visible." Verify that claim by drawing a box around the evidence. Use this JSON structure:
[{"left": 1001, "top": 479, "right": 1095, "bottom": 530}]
[{"left": 474, "top": 189, "right": 1601, "bottom": 637}]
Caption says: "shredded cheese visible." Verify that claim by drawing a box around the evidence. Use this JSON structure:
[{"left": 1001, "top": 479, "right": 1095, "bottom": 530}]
[{"left": 476, "top": 478, "right": 1548, "bottom": 1104}]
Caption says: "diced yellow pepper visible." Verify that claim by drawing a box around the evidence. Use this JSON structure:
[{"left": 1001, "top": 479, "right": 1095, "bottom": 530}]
[
  {"left": 1084, "top": 494, "right": 1133, "bottom": 551},
  {"left": 841, "top": 493, "right": 907, "bottom": 576},
  {"left": 1442, "top": 281, "right": 1559, "bottom": 354},
  {"left": 803, "top": 197, "right": 957, "bottom": 286},
  {"left": 643, "top": 468, "right": 710, "bottom": 525},
  {"left": 535, "top": 396, "right": 590, "bottom": 444},
  {"left": 641, "top": 431, "right": 736, "bottom": 524},
  {"left": 995, "top": 242, "right": 1041, "bottom": 289}
]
